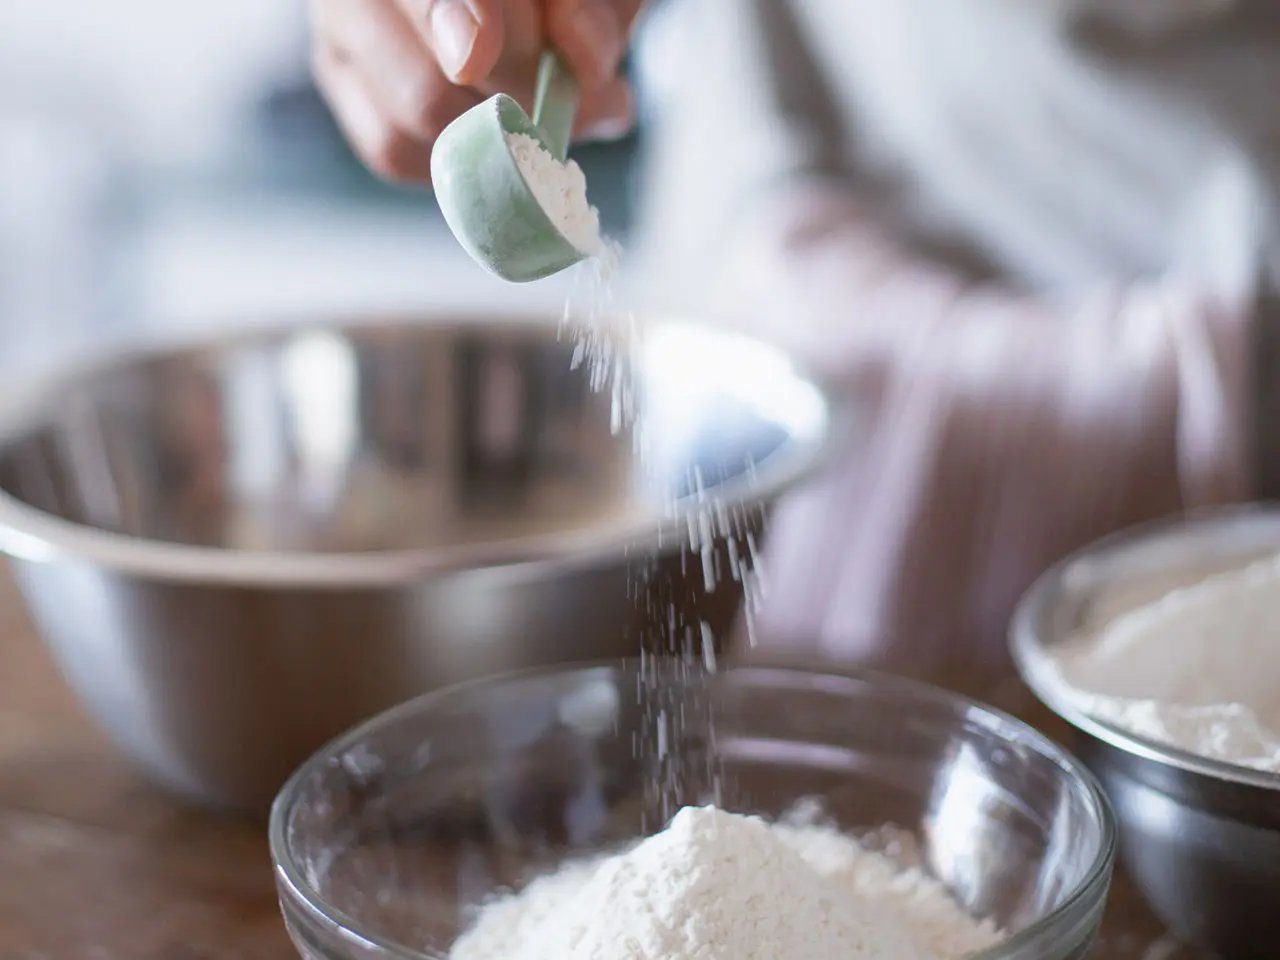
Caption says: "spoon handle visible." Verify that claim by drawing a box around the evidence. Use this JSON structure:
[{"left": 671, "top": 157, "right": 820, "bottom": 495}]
[{"left": 532, "top": 50, "right": 578, "bottom": 161}]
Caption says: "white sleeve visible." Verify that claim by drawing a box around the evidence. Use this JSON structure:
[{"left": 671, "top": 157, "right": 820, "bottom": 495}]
[{"left": 631, "top": 0, "right": 849, "bottom": 311}]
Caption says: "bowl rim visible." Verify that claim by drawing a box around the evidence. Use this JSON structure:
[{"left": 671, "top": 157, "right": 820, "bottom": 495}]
[
  {"left": 268, "top": 659, "right": 1117, "bottom": 960},
  {"left": 1011, "top": 503, "right": 1280, "bottom": 793},
  {"left": 0, "top": 311, "right": 845, "bottom": 588}
]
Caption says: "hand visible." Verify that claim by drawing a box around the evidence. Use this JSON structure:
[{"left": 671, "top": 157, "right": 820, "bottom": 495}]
[{"left": 311, "top": 0, "right": 640, "bottom": 182}]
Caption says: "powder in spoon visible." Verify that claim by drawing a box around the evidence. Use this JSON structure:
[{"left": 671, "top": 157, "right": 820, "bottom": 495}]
[{"left": 506, "top": 132, "right": 604, "bottom": 256}]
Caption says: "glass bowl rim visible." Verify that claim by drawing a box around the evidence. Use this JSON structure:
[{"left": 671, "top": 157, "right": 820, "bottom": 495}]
[{"left": 269, "top": 659, "right": 1117, "bottom": 960}]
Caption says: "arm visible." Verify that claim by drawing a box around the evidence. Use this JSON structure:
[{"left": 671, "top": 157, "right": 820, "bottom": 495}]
[
  {"left": 715, "top": 178, "right": 1252, "bottom": 510},
  {"left": 636, "top": 0, "right": 1255, "bottom": 665}
]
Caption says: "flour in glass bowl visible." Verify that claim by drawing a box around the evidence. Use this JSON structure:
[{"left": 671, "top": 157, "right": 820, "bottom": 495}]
[
  {"left": 449, "top": 806, "right": 1001, "bottom": 960},
  {"left": 1045, "top": 552, "right": 1280, "bottom": 773}
]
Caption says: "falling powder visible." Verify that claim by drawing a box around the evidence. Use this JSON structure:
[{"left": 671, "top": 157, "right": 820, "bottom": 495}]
[{"left": 511, "top": 121, "right": 812, "bottom": 858}]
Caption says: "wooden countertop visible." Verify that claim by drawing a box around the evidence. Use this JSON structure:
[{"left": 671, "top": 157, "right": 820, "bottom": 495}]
[{"left": 0, "top": 567, "right": 1195, "bottom": 959}]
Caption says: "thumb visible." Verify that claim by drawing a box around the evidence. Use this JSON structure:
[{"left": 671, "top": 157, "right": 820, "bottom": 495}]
[{"left": 398, "top": 0, "right": 505, "bottom": 85}]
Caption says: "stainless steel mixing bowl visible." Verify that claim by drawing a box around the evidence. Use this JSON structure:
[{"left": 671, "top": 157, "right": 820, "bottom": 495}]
[
  {"left": 1011, "top": 506, "right": 1280, "bottom": 957},
  {"left": 270, "top": 662, "right": 1116, "bottom": 960},
  {"left": 0, "top": 314, "right": 834, "bottom": 810}
]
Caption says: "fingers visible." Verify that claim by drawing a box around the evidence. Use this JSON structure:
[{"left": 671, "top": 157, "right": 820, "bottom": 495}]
[
  {"left": 318, "top": 0, "right": 482, "bottom": 140},
  {"left": 546, "top": 0, "right": 641, "bottom": 143},
  {"left": 313, "top": 0, "right": 488, "bottom": 182},
  {"left": 313, "top": 48, "right": 433, "bottom": 182},
  {"left": 391, "top": 0, "right": 507, "bottom": 85},
  {"left": 545, "top": 0, "right": 642, "bottom": 84},
  {"left": 573, "top": 75, "right": 633, "bottom": 141},
  {"left": 312, "top": 0, "right": 639, "bottom": 184}
]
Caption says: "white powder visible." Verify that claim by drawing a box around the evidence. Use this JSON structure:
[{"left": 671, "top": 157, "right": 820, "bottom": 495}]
[
  {"left": 506, "top": 132, "right": 604, "bottom": 256},
  {"left": 506, "top": 133, "right": 630, "bottom": 427},
  {"left": 449, "top": 806, "right": 1001, "bottom": 960},
  {"left": 1046, "top": 553, "right": 1280, "bottom": 773}
]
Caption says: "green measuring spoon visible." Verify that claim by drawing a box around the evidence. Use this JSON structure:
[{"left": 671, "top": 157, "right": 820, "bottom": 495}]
[{"left": 431, "top": 50, "right": 589, "bottom": 283}]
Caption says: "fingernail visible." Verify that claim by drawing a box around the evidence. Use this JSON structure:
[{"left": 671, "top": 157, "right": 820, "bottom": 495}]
[
  {"left": 578, "top": 116, "right": 632, "bottom": 143},
  {"left": 573, "top": 3, "right": 624, "bottom": 80},
  {"left": 430, "top": 0, "right": 478, "bottom": 80}
]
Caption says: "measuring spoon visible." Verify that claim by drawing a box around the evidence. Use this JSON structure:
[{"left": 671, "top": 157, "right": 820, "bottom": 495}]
[{"left": 431, "top": 50, "right": 589, "bottom": 282}]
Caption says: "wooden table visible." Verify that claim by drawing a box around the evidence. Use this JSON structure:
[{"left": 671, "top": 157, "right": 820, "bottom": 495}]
[{"left": 0, "top": 568, "right": 1194, "bottom": 959}]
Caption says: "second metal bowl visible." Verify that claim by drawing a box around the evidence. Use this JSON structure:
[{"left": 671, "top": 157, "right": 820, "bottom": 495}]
[{"left": 1012, "top": 506, "right": 1280, "bottom": 957}]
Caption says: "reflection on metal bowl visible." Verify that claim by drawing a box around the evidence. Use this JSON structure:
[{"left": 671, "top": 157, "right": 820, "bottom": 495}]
[{"left": 0, "top": 314, "right": 835, "bottom": 811}]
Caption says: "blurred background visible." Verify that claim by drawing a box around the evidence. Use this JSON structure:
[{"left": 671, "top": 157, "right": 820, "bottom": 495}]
[{"left": 0, "top": 0, "right": 669, "bottom": 373}]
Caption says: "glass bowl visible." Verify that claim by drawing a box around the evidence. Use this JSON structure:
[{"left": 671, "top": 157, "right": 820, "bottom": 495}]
[{"left": 269, "top": 662, "right": 1115, "bottom": 959}]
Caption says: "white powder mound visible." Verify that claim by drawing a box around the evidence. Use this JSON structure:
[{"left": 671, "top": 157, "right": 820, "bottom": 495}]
[
  {"left": 770, "top": 820, "right": 1003, "bottom": 959},
  {"left": 505, "top": 132, "right": 604, "bottom": 256},
  {"left": 1047, "top": 553, "right": 1280, "bottom": 773},
  {"left": 449, "top": 806, "right": 1001, "bottom": 960}
]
